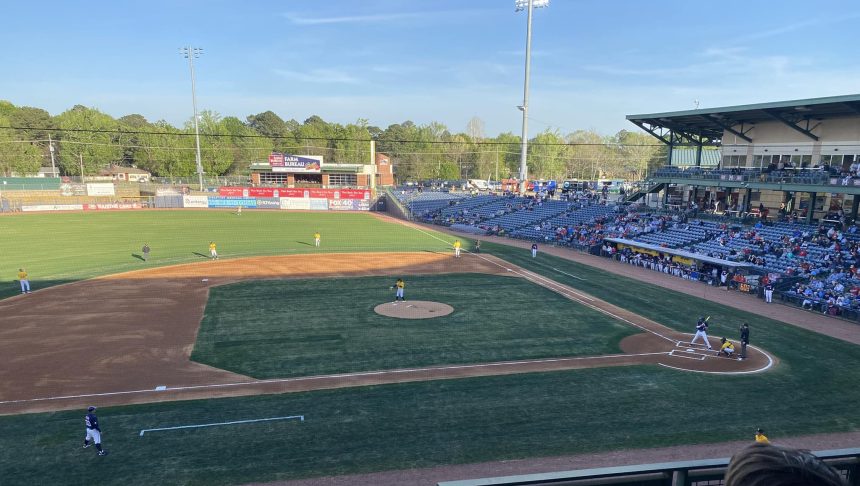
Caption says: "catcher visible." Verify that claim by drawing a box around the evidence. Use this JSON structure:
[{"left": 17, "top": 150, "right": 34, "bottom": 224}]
[
  {"left": 717, "top": 337, "right": 735, "bottom": 358},
  {"left": 391, "top": 278, "right": 405, "bottom": 302}
]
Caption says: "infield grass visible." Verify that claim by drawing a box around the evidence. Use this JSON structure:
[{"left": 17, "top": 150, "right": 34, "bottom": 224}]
[
  {"left": 191, "top": 273, "right": 637, "bottom": 378},
  {"left": 0, "top": 211, "right": 458, "bottom": 300}
]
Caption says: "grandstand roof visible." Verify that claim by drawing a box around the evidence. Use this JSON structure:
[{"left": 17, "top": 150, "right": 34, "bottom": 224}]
[
  {"left": 627, "top": 94, "right": 860, "bottom": 144},
  {"left": 606, "top": 238, "right": 752, "bottom": 269}
]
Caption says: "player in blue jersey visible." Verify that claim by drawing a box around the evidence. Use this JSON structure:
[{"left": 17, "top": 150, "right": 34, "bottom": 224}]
[{"left": 83, "top": 406, "right": 107, "bottom": 456}]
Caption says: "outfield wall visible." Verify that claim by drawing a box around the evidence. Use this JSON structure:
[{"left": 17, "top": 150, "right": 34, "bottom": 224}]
[{"left": 3, "top": 186, "right": 375, "bottom": 212}]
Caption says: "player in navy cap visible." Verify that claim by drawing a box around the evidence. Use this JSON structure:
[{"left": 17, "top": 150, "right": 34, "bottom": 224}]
[{"left": 83, "top": 406, "right": 107, "bottom": 456}]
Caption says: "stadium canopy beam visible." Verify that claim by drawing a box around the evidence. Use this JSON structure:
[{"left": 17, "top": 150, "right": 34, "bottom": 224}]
[
  {"left": 762, "top": 109, "right": 819, "bottom": 141},
  {"left": 842, "top": 101, "right": 860, "bottom": 115},
  {"left": 702, "top": 115, "right": 752, "bottom": 143},
  {"left": 630, "top": 120, "right": 671, "bottom": 145}
]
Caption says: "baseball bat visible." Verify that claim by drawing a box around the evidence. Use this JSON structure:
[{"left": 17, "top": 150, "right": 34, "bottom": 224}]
[{"left": 705, "top": 316, "right": 711, "bottom": 322}]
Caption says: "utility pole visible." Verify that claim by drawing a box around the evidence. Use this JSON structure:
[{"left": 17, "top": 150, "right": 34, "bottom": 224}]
[
  {"left": 48, "top": 134, "right": 57, "bottom": 177},
  {"left": 79, "top": 153, "right": 85, "bottom": 183}
]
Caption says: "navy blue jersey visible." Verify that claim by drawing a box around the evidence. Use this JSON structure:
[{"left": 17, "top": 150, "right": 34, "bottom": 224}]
[
  {"left": 85, "top": 413, "right": 100, "bottom": 431},
  {"left": 740, "top": 326, "right": 750, "bottom": 344}
]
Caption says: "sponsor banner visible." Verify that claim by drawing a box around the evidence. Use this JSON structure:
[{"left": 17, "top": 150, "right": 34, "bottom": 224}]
[
  {"left": 334, "top": 189, "right": 372, "bottom": 200},
  {"left": 255, "top": 198, "right": 281, "bottom": 209},
  {"left": 280, "top": 198, "right": 311, "bottom": 210},
  {"left": 219, "top": 187, "right": 372, "bottom": 199},
  {"left": 22, "top": 204, "right": 84, "bottom": 212},
  {"left": 182, "top": 195, "right": 209, "bottom": 208},
  {"left": 86, "top": 183, "right": 116, "bottom": 196},
  {"left": 309, "top": 198, "right": 328, "bottom": 210},
  {"left": 327, "top": 199, "right": 359, "bottom": 211},
  {"left": 219, "top": 186, "right": 247, "bottom": 197},
  {"left": 207, "top": 197, "right": 257, "bottom": 208},
  {"left": 268, "top": 153, "right": 323, "bottom": 173},
  {"left": 328, "top": 199, "right": 371, "bottom": 211},
  {"left": 83, "top": 203, "right": 142, "bottom": 211},
  {"left": 60, "top": 183, "right": 87, "bottom": 196}
]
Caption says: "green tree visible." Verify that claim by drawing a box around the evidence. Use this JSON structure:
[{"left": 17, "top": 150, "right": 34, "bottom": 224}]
[
  {"left": 188, "top": 111, "right": 233, "bottom": 176},
  {"left": 529, "top": 129, "right": 567, "bottom": 180},
  {"left": 222, "top": 116, "right": 272, "bottom": 173},
  {"left": 0, "top": 113, "right": 42, "bottom": 176},
  {"left": 54, "top": 105, "right": 123, "bottom": 177}
]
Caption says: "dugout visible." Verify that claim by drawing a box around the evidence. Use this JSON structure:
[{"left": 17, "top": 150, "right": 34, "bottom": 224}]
[{"left": 605, "top": 237, "right": 757, "bottom": 289}]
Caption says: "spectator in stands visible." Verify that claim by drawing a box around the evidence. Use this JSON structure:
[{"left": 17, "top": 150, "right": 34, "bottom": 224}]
[{"left": 724, "top": 443, "right": 847, "bottom": 486}]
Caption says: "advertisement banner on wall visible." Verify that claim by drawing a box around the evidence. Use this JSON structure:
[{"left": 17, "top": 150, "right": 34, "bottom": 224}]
[
  {"left": 208, "top": 197, "right": 257, "bottom": 208},
  {"left": 334, "top": 189, "right": 372, "bottom": 200},
  {"left": 255, "top": 198, "right": 281, "bottom": 209},
  {"left": 220, "top": 187, "right": 372, "bottom": 199},
  {"left": 86, "top": 183, "right": 116, "bottom": 196},
  {"left": 309, "top": 198, "right": 329, "bottom": 210},
  {"left": 60, "top": 183, "right": 87, "bottom": 196},
  {"left": 182, "top": 195, "right": 209, "bottom": 208},
  {"left": 83, "top": 203, "right": 142, "bottom": 211},
  {"left": 22, "top": 204, "right": 84, "bottom": 212},
  {"left": 327, "top": 199, "right": 363, "bottom": 211},
  {"left": 268, "top": 153, "right": 323, "bottom": 173},
  {"left": 280, "top": 198, "right": 311, "bottom": 210}
]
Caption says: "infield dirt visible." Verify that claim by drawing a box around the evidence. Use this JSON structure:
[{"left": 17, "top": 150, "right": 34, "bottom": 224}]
[{"left": 0, "top": 251, "right": 769, "bottom": 416}]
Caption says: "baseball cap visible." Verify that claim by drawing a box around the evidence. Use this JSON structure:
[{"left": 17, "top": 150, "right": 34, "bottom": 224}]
[{"left": 87, "top": 406, "right": 96, "bottom": 412}]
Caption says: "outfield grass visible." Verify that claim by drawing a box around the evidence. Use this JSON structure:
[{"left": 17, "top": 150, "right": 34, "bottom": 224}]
[
  {"left": 191, "top": 274, "right": 637, "bottom": 378},
  {"left": 3, "top": 218, "right": 860, "bottom": 485},
  {"left": 0, "top": 211, "right": 458, "bottom": 300}
]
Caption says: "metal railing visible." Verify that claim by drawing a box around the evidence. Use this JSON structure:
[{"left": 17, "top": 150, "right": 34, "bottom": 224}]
[{"left": 438, "top": 447, "right": 860, "bottom": 486}]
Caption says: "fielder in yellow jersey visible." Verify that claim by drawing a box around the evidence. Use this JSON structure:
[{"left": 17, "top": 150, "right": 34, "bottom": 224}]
[
  {"left": 392, "top": 278, "right": 405, "bottom": 302},
  {"left": 314, "top": 232, "right": 321, "bottom": 247},
  {"left": 17, "top": 268, "right": 31, "bottom": 294},
  {"left": 209, "top": 242, "right": 218, "bottom": 260},
  {"left": 453, "top": 240, "right": 461, "bottom": 258},
  {"left": 755, "top": 428, "right": 769, "bottom": 443}
]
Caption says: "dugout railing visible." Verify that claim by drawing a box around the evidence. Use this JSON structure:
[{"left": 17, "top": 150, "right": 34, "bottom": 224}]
[{"left": 437, "top": 447, "right": 860, "bottom": 486}]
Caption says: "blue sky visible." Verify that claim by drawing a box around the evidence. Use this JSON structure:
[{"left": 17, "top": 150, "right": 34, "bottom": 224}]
[{"left": 2, "top": 0, "right": 859, "bottom": 136}]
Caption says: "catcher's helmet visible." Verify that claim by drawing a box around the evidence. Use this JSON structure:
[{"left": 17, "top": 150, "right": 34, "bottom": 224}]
[{"left": 87, "top": 406, "right": 96, "bottom": 412}]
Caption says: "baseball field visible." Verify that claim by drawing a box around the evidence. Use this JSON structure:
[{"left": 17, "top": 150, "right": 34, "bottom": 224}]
[{"left": 1, "top": 210, "right": 859, "bottom": 485}]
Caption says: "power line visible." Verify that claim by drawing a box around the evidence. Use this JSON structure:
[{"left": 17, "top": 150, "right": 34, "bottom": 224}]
[{"left": 0, "top": 125, "right": 664, "bottom": 148}]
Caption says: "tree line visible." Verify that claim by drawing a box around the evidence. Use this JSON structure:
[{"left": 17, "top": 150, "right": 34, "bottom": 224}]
[{"left": 0, "top": 100, "right": 666, "bottom": 181}]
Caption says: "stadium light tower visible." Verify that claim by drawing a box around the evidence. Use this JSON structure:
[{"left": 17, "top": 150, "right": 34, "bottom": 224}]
[
  {"left": 180, "top": 46, "right": 205, "bottom": 191},
  {"left": 515, "top": 0, "right": 549, "bottom": 194}
]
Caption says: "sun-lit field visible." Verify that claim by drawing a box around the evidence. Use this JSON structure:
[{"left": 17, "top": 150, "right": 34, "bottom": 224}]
[{"left": 2, "top": 212, "right": 859, "bottom": 485}]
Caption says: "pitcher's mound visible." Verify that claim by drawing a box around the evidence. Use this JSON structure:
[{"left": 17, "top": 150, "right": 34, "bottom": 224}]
[{"left": 374, "top": 301, "right": 454, "bottom": 319}]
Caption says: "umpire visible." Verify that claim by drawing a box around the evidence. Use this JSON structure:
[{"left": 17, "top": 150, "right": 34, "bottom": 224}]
[{"left": 739, "top": 322, "right": 750, "bottom": 360}]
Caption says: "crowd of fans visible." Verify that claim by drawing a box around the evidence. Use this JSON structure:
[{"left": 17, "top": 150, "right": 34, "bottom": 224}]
[{"left": 409, "top": 188, "right": 860, "bottom": 320}]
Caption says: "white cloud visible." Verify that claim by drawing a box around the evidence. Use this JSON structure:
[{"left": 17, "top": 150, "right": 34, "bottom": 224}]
[
  {"left": 283, "top": 12, "right": 425, "bottom": 25},
  {"left": 272, "top": 68, "right": 361, "bottom": 84}
]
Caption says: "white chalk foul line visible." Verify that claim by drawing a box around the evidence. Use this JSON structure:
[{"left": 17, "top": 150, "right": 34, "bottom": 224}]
[
  {"left": 659, "top": 345, "right": 775, "bottom": 375},
  {"left": 551, "top": 267, "right": 585, "bottom": 280},
  {"left": 139, "top": 414, "right": 304, "bottom": 437},
  {"left": 0, "top": 352, "right": 670, "bottom": 406}
]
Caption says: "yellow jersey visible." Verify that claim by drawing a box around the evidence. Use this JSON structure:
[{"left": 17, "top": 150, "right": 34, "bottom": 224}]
[
  {"left": 396, "top": 280, "right": 405, "bottom": 289},
  {"left": 721, "top": 341, "right": 735, "bottom": 352},
  {"left": 454, "top": 241, "right": 461, "bottom": 249},
  {"left": 18, "top": 270, "right": 28, "bottom": 280},
  {"left": 755, "top": 433, "right": 769, "bottom": 443},
  {"left": 314, "top": 233, "right": 320, "bottom": 240},
  {"left": 209, "top": 243, "right": 216, "bottom": 251}
]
